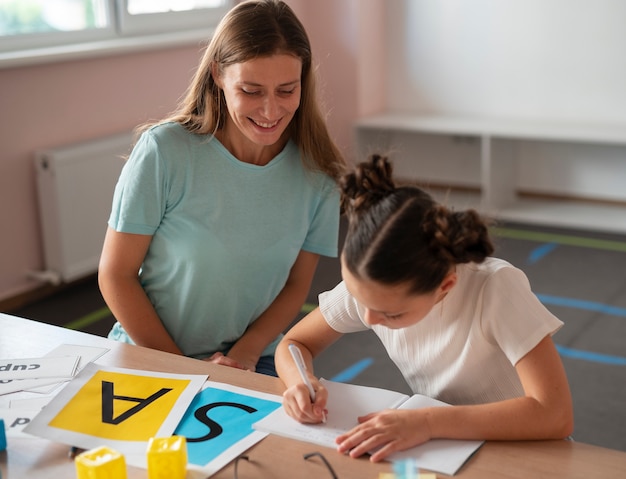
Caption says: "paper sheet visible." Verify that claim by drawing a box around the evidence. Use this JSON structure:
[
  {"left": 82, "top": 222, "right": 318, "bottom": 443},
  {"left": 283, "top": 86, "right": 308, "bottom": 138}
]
[
  {"left": 124, "top": 381, "right": 282, "bottom": 477},
  {"left": 23, "top": 363, "right": 207, "bottom": 456},
  {"left": 253, "top": 379, "right": 409, "bottom": 448},
  {"left": 253, "top": 379, "right": 483, "bottom": 476},
  {"left": 0, "top": 343, "right": 109, "bottom": 396}
]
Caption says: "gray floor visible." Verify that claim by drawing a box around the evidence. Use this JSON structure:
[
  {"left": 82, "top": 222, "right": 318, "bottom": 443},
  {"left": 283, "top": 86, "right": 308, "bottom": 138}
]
[{"left": 8, "top": 221, "right": 626, "bottom": 453}]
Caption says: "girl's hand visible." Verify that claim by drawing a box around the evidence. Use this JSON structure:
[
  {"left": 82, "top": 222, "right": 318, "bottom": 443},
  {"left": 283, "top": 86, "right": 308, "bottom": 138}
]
[
  {"left": 336, "top": 409, "right": 432, "bottom": 462},
  {"left": 204, "top": 352, "right": 254, "bottom": 372},
  {"left": 282, "top": 380, "right": 328, "bottom": 424}
]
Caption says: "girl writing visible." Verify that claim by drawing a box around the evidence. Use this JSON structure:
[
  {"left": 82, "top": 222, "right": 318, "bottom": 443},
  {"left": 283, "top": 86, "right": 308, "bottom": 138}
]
[{"left": 276, "top": 154, "right": 573, "bottom": 461}]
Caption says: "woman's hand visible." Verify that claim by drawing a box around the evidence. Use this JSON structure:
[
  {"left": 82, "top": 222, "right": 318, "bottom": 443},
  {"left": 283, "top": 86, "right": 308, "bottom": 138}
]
[
  {"left": 336, "top": 408, "right": 432, "bottom": 462},
  {"left": 203, "top": 352, "right": 254, "bottom": 372},
  {"left": 282, "top": 379, "right": 328, "bottom": 424}
]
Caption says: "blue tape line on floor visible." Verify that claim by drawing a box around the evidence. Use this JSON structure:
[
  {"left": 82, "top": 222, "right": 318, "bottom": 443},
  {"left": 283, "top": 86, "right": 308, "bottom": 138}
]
[
  {"left": 330, "top": 358, "right": 374, "bottom": 382},
  {"left": 528, "top": 242, "right": 558, "bottom": 264},
  {"left": 537, "top": 294, "right": 626, "bottom": 318},
  {"left": 556, "top": 345, "right": 626, "bottom": 366}
]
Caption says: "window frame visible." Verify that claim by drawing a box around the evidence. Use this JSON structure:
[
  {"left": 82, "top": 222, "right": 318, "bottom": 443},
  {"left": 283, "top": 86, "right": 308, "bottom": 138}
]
[
  {"left": 0, "top": 0, "right": 231, "bottom": 69},
  {"left": 117, "top": 0, "right": 230, "bottom": 36},
  {"left": 0, "top": 0, "right": 116, "bottom": 53}
]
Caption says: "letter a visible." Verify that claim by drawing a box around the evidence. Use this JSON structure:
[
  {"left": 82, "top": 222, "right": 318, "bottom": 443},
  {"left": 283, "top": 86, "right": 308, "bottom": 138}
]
[{"left": 101, "top": 380, "right": 172, "bottom": 425}]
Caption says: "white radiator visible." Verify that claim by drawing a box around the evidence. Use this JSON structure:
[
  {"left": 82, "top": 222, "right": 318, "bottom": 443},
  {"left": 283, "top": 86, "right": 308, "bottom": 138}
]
[{"left": 33, "top": 132, "right": 132, "bottom": 284}]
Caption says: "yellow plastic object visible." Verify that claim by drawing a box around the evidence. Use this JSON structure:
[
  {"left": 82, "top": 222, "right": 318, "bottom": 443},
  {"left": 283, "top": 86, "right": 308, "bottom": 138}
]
[
  {"left": 146, "top": 435, "right": 188, "bottom": 479},
  {"left": 75, "top": 446, "right": 126, "bottom": 479}
]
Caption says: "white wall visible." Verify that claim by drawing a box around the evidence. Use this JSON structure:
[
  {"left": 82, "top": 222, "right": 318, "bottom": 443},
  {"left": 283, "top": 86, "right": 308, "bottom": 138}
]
[
  {"left": 385, "top": 0, "right": 626, "bottom": 201},
  {"left": 387, "top": 0, "right": 626, "bottom": 123},
  {"left": 292, "top": 0, "right": 387, "bottom": 159}
]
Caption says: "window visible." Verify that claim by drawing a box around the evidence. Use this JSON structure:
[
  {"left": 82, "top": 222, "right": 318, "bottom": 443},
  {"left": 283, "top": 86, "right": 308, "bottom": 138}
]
[
  {"left": 119, "top": 0, "right": 228, "bottom": 36},
  {"left": 0, "top": 0, "right": 113, "bottom": 52},
  {"left": 0, "top": 0, "right": 230, "bottom": 63},
  {"left": 127, "top": 0, "right": 225, "bottom": 15}
]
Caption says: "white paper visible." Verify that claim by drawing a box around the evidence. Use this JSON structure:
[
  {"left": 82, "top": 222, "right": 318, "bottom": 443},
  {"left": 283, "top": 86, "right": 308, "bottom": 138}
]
[
  {"left": 0, "top": 407, "right": 42, "bottom": 438},
  {"left": 0, "top": 377, "right": 72, "bottom": 396},
  {"left": 0, "top": 344, "right": 110, "bottom": 396},
  {"left": 387, "top": 394, "right": 484, "bottom": 476},
  {"left": 24, "top": 344, "right": 110, "bottom": 394},
  {"left": 23, "top": 363, "right": 207, "bottom": 456},
  {"left": 183, "top": 381, "right": 282, "bottom": 477},
  {"left": 0, "top": 356, "right": 81, "bottom": 395},
  {"left": 9, "top": 395, "right": 52, "bottom": 410},
  {"left": 45, "top": 344, "right": 109, "bottom": 370},
  {"left": 253, "top": 379, "right": 483, "bottom": 476},
  {"left": 0, "top": 355, "right": 79, "bottom": 380},
  {"left": 165, "top": 381, "right": 281, "bottom": 477},
  {"left": 254, "top": 379, "right": 408, "bottom": 448}
]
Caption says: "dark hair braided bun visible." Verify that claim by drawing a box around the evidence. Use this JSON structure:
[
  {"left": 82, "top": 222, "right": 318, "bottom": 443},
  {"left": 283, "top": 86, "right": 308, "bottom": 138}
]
[
  {"left": 422, "top": 205, "right": 494, "bottom": 264},
  {"left": 340, "top": 154, "right": 395, "bottom": 216}
]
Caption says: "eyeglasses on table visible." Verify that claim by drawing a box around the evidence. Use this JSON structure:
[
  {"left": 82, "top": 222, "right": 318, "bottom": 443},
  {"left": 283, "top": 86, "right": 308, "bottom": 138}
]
[{"left": 232, "top": 451, "right": 339, "bottom": 479}]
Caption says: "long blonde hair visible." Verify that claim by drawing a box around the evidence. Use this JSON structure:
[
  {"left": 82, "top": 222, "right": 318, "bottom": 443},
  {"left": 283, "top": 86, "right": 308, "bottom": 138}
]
[{"left": 145, "top": 0, "right": 345, "bottom": 180}]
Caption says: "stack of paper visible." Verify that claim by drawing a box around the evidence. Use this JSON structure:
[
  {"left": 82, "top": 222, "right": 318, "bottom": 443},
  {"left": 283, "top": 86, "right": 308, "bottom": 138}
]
[
  {"left": 0, "top": 345, "right": 111, "bottom": 437},
  {"left": 0, "top": 344, "right": 109, "bottom": 396}
]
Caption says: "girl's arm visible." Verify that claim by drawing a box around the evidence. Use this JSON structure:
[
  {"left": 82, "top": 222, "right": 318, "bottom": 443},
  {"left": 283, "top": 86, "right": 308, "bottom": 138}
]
[
  {"left": 98, "top": 227, "right": 183, "bottom": 355},
  {"left": 275, "top": 307, "right": 344, "bottom": 423},
  {"left": 225, "top": 250, "right": 321, "bottom": 371},
  {"left": 337, "top": 335, "right": 574, "bottom": 462}
]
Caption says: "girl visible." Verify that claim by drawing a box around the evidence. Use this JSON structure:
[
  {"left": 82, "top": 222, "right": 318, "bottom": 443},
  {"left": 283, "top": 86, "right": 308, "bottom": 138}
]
[{"left": 276, "top": 154, "right": 573, "bottom": 461}]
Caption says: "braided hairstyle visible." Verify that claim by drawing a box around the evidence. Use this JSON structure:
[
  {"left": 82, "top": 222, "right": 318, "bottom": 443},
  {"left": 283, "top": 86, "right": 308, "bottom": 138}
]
[{"left": 340, "top": 154, "right": 494, "bottom": 294}]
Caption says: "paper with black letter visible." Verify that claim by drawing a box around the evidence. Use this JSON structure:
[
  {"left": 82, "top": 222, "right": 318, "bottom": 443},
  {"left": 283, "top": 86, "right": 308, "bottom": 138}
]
[
  {"left": 0, "top": 356, "right": 79, "bottom": 380},
  {"left": 23, "top": 363, "right": 206, "bottom": 456}
]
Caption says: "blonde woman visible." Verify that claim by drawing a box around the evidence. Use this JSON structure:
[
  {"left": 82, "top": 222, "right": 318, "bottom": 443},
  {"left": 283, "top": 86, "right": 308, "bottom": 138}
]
[{"left": 99, "top": 0, "right": 345, "bottom": 376}]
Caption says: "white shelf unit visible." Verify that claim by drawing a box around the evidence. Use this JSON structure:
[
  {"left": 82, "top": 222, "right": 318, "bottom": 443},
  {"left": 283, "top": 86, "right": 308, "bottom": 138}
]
[{"left": 355, "top": 113, "right": 626, "bottom": 234}]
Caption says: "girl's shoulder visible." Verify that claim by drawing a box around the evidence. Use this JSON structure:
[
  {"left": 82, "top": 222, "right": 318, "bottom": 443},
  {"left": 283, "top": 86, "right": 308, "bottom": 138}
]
[
  {"left": 458, "top": 257, "right": 529, "bottom": 291},
  {"left": 463, "top": 257, "right": 516, "bottom": 275}
]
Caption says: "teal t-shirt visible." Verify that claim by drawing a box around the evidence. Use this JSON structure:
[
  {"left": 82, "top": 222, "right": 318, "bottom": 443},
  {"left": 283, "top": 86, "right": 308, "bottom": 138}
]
[{"left": 107, "top": 122, "right": 340, "bottom": 358}]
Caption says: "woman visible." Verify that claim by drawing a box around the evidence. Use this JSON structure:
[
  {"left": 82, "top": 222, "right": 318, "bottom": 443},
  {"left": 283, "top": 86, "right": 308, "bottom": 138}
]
[
  {"left": 276, "top": 154, "right": 573, "bottom": 460},
  {"left": 98, "top": 0, "right": 345, "bottom": 376}
]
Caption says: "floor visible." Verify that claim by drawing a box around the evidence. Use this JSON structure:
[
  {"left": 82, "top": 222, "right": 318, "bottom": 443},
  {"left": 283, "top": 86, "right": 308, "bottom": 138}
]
[{"left": 7, "top": 221, "right": 626, "bottom": 453}]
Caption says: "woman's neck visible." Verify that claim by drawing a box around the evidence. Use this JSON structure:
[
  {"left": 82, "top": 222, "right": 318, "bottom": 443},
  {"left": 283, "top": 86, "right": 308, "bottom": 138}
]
[{"left": 215, "top": 125, "right": 286, "bottom": 166}]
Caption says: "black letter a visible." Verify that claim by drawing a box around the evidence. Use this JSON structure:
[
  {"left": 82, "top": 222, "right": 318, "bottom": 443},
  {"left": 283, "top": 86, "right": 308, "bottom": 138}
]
[{"left": 101, "top": 380, "right": 172, "bottom": 425}]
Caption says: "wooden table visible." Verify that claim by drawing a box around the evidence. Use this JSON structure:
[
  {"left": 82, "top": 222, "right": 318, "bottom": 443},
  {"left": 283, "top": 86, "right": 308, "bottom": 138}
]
[{"left": 1, "top": 313, "right": 626, "bottom": 478}]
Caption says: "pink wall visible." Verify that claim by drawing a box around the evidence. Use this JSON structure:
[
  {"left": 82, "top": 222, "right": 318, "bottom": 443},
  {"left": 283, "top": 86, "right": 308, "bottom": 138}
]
[
  {"left": 0, "top": 46, "right": 203, "bottom": 301},
  {"left": 0, "top": 0, "right": 387, "bottom": 303},
  {"left": 292, "top": 0, "right": 387, "bottom": 159}
]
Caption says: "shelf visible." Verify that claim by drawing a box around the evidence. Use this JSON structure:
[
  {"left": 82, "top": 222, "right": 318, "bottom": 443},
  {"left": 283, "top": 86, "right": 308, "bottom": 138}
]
[
  {"left": 356, "top": 113, "right": 626, "bottom": 145},
  {"left": 355, "top": 112, "right": 626, "bottom": 234},
  {"left": 494, "top": 199, "right": 626, "bottom": 234}
]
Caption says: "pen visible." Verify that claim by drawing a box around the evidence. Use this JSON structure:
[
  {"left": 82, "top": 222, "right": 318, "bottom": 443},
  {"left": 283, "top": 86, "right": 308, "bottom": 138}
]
[{"left": 288, "top": 343, "right": 326, "bottom": 423}]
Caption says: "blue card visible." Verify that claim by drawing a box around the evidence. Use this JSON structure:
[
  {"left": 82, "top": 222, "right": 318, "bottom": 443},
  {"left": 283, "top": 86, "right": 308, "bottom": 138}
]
[{"left": 174, "top": 385, "right": 281, "bottom": 465}]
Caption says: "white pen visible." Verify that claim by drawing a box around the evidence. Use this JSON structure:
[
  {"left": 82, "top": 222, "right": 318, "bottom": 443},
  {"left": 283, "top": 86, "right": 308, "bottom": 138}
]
[{"left": 288, "top": 343, "right": 326, "bottom": 423}]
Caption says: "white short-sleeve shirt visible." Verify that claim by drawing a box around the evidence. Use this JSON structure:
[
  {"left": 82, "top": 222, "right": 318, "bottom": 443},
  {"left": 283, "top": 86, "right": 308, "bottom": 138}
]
[{"left": 319, "top": 258, "right": 563, "bottom": 405}]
